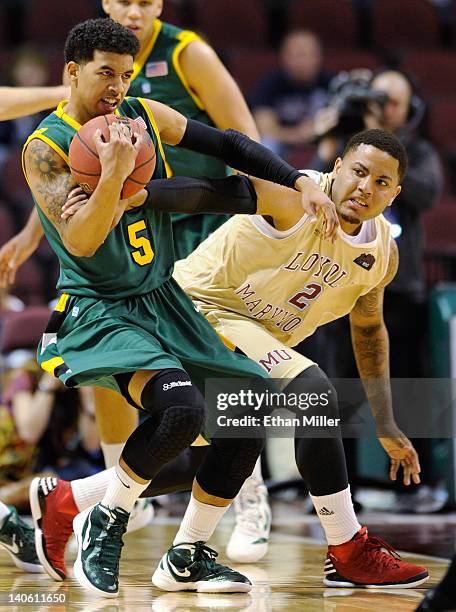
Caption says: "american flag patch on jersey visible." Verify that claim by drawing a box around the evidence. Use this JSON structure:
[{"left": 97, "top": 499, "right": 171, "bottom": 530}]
[{"left": 146, "top": 61, "right": 168, "bottom": 77}]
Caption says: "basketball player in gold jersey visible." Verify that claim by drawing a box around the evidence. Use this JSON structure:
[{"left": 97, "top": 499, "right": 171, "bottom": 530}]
[
  {"left": 0, "top": 0, "right": 270, "bottom": 563},
  {"left": 36, "top": 128, "right": 428, "bottom": 590}
]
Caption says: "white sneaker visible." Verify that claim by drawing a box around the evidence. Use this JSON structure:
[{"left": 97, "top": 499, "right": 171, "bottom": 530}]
[
  {"left": 226, "top": 476, "right": 271, "bottom": 563},
  {"left": 127, "top": 498, "right": 154, "bottom": 533}
]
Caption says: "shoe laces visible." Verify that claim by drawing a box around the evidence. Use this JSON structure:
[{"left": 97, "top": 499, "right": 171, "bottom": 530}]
[
  {"left": 364, "top": 535, "right": 402, "bottom": 570},
  {"left": 235, "top": 481, "right": 268, "bottom": 536},
  {"left": 96, "top": 515, "right": 127, "bottom": 576},
  {"left": 192, "top": 542, "right": 230, "bottom": 573},
  {"left": 5, "top": 509, "right": 33, "bottom": 551}
]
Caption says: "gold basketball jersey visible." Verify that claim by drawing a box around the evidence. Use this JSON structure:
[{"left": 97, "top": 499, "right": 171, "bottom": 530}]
[{"left": 173, "top": 171, "right": 392, "bottom": 347}]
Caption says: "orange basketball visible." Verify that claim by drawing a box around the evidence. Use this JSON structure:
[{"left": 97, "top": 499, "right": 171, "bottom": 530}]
[{"left": 69, "top": 114, "right": 156, "bottom": 199}]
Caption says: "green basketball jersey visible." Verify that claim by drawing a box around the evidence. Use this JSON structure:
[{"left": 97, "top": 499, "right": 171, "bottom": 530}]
[
  {"left": 128, "top": 19, "right": 230, "bottom": 181},
  {"left": 23, "top": 97, "right": 173, "bottom": 299}
]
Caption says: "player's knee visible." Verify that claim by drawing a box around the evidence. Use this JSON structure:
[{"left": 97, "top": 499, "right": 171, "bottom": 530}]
[
  {"left": 284, "top": 364, "right": 339, "bottom": 417},
  {"left": 141, "top": 369, "right": 206, "bottom": 444}
]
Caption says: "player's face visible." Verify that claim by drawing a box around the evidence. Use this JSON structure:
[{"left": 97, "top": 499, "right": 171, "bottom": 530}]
[
  {"left": 331, "top": 144, "right": 401, "bottom": 233},
  {"left": 69, "top": 50, "right": 134, "bottom": 118},
  {"left": 102, "top": 0, "right": 163, "bottom": 46}
]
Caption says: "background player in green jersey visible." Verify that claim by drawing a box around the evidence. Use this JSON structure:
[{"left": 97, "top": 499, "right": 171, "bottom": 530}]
[{"left": 102, "top": 0, "right": 259, "bottom": 259}]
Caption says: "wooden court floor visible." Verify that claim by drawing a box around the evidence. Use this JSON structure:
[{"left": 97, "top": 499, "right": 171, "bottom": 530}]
[{"left": 0, "top": 509, "right": 450, "bottom": 612}]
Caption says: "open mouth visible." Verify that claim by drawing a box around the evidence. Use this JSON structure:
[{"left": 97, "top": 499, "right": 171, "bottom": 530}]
[
  {"left": 100, "top": 98, "right": 119, "bottom": 112},
  {"left": 348, "top": 198, "right": 368, "bottom": 209},
  {"left": 127, "top": 25, "right": 141, "bottom": 34}
]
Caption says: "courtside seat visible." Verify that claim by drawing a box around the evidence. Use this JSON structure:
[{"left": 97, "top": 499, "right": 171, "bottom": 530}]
[
  {"left": 1, "top": 305, "right": 51, "bottom": 353},
  {"left": 403, "top": 51, "right": 456, "bottom": 98},
  {"left": 372, "top": 0, "right": 439, "bottom": 48},
  {"left": 287, "top": 0, "right": 358, "bottom": 49},
  {"left": 12, "top": 259, "right": 46, "bottom": 306},
  {"left": 24, "top": 0, "right": 96, "bottom": 46},
  {"left": 194, "top": 0, "right": 268, "bottom": 50},
  {"left": 423, "top": 198, "right": 456, "bottom": 252},
  {"left": 324, "top": 49, "right": 380, "bottom": 74},
  {"left": 228, "top": 50, "right": 279, "bottom": 98}
]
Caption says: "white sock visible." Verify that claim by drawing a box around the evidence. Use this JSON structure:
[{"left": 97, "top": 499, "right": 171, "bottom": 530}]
[
  {"left": 0, "top": 501, "right": 11, "bottom": 526},
  {"left": 310, "top": 485, "right": 361, "bottom": 545},
  {"left": 101, "top": 464, "right": 150, "bottom": 513},
  {"left": 71, "top": 468, "right": 114, "bottom": 512},
  {"left": 101, "top": 442, "right": 125, "bottom": 469},
  {"left": 173, "top": 495, "right": 230, "bottom": 546}
]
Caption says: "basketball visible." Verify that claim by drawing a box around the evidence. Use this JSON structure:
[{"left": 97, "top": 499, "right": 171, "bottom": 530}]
[{"left": 69, "top": 114, "right": 156, "bottom": 199}]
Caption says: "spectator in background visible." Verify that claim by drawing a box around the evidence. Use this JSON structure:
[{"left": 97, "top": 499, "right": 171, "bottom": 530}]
[
  {"left": 311, "top": 69, "right": 444, "bottom": 511},
  {"left": 0, "top": 354, "right": 100, "bottom": 511},
  {"left": 251, "top": 30, "right": 332, "bottom": 156}
]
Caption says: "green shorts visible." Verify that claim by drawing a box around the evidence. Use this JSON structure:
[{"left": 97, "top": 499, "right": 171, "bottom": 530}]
[
  {"left": 171, "top": 213, "right": 229, "bottom": 261},
  {"left": 38, "top": 277, "right": 268, "bottom": 396}
]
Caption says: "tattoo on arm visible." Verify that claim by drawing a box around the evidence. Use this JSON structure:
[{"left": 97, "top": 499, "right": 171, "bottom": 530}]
[
  {"left": 352, "top": 287, "right": 382, "bottom": 318},
  {"left": 27, "top": 139, "right": 74, "bottom": 229},
  {"left": 351, "top": 323, "right": 388, "bottom": 378}
]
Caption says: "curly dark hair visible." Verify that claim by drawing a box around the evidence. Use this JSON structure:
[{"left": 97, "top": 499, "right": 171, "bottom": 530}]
[
  {"left": 343, "top": 128, "right": 408, "bottom": 182},
  {"left": 64, "top": 18, "right": 139, "bottom": 65}
]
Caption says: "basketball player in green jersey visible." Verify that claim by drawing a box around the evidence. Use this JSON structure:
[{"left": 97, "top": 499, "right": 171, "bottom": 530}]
[
  {"left": 23, "top": 18, "right": 337, "bottom": 597},
  {"left": 0, "top": 0, "right": 271, "bottom": 563}
]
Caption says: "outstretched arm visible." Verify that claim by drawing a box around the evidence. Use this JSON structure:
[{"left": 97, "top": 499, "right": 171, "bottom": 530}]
[
  {"left": 0, "top": 86, "right": 69, "bottom": 121},
  {"left": 146, "top": 99, "right": 338, "bottom": 240},
  {"left": 349, "top": 239, "right": 420, "bottom": 485},
  {"left": 62, "top": 174, "right": 337, "bottom": 238}
]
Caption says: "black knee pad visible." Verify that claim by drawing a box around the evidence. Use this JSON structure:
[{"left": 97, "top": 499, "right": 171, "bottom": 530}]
[
  {"left": 121, "top": 370, "right": 206, "bottom": 480},
  {"left": 141, "top": 369, "right": 205, "bottom": 418},
  {"left": 290, "top": 366, "right": 348, "bottom": 495},
  {"left": 196, "top": 437, "right": 264, "bottom": 499},
  {"left": 284, "top": 364, "right": 339, "bottom": 420}
]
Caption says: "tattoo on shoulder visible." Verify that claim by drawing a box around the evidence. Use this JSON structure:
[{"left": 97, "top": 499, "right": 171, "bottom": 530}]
[{"left": 27, "top": 139, "right": 74, "bottom": 227}]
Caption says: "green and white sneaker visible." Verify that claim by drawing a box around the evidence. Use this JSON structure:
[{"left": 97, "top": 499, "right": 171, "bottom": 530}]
[
  {"left": 73, "top": 503, "right": 129, "bottom": 598},
  {"left": 0, "top": 507, "right": 43, "bottom": 573},
  {"left": 152, "top": 542, "right": 252, "bottom": 593}
]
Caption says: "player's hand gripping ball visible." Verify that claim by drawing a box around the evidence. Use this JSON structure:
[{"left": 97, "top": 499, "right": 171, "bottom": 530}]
[{"left": 69, "top": 114, "right": 156, "bottom": 198}]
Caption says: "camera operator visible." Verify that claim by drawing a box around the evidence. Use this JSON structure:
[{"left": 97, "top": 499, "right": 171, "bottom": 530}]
[{"left": 310, "top": 69, "right": 445, "bottom": 512}]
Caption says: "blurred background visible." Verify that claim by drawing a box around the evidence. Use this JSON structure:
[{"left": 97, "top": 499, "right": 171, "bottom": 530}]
[{"left": 0, "top": 0, "right": 456, "bottom": 516}]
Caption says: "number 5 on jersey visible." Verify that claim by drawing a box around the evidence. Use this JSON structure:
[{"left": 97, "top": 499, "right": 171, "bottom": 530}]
[{"left": 127, "top": 220, "right": 154, "bottom": 266}]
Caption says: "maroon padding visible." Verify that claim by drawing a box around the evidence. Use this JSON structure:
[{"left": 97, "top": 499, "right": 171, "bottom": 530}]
[
  {"left": 403, "top": 52, "right": 456, "bottom": 98},
  {"left": 372, "top": 0, "right": 439, "bottom": 48},
  {"left": 24, "top": 0, "right": 96, "bottom": 46},
  {"left": 287, "top": 0, "right": 357, "bottom": 49},
  {"left": 1, "top": 305, "right": 51, "bottom": 352},
  {"left": 195, "top": 0, "right": 267, "bottom": 50}
]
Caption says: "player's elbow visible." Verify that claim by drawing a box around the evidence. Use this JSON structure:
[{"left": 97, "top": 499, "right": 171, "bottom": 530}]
[{"left": 63, "top": 239, "right": 98, "bottom": 258}]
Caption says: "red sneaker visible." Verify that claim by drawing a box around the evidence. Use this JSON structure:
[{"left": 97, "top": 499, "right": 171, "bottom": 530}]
[
  {"left": 29, "top": 477, "right": 78, "bottom": 581},
  {"left": 324, "top": 526, "right": 429, "bottom": 588}
]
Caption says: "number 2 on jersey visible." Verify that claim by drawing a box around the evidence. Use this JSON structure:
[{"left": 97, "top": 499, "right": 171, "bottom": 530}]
[
  {"left": 127, "top": 220, "right": 154, "bottom": 266},
  {"left": 288, "top": 282, "right": 323, "bottom": 310}
]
